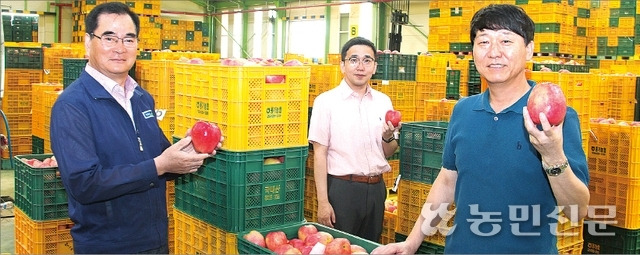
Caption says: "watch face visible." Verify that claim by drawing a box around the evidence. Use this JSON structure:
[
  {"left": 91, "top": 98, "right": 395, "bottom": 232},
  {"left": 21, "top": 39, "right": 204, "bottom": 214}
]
[{"left": 549, "top": 168, "right": 562, "bottom": 176}]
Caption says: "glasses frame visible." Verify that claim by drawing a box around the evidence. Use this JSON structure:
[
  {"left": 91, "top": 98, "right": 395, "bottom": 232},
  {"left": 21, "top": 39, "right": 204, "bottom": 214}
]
[
  {"left": 345, "top": 57, "right": 376, "bottom": 67},
  {"left": 90, "top": 33, "right": 139, "bottom": 49}
]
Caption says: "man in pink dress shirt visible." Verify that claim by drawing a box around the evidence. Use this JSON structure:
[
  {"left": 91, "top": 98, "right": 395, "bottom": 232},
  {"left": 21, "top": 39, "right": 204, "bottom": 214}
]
[{"left": 308, "top": 37, "right": 400, "bottom": 242}]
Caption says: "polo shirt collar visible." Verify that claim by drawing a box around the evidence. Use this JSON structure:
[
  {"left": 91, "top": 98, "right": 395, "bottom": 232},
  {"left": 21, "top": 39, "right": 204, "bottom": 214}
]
[{"left": 473, "top": 80, "right": 536, "bottom": 114}]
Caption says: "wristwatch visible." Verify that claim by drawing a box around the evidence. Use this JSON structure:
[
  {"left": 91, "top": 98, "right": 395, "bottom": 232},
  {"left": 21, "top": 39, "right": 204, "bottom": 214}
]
[
  {"left": 382, "top": 135, "right": 395, "bottom": 143},
  {"left": 543, "top": 161, "right": 569, "bottom": 176}
]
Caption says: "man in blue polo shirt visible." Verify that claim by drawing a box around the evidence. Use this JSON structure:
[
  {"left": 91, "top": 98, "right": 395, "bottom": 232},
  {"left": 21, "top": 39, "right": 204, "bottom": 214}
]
[{"left": 372, "top": 4, "right": 589, "bottom": 254}]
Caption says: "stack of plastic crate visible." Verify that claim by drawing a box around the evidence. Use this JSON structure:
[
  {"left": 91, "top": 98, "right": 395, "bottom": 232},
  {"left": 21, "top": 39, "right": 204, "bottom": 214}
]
[
  {"left": 2, "top": 43, "right": 43, "bottom": 159},
  {"left": 13, "top": 154, "right": 73, "bottom": 254},
  {"left": 31, "top": 83, "right": 63, "bottom": 154},
  {"left": 585, "top": 121, "right": 639, "bottom": 254},
  {"left": 172, "top": 61, "right": 310, "bottom": 253}
]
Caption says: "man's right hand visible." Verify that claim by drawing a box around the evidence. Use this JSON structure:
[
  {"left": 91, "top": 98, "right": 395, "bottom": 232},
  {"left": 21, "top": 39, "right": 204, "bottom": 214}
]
[
  {"left": 154, "top": 137, "right": 211, "bottom": 175},
  {"left": 317, "top": 201, "right": 336, "bottom": 228}
]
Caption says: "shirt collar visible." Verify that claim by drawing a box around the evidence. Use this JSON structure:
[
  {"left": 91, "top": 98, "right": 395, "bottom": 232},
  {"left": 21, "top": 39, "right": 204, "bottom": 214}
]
[
  {"left": 336, "top": 79, "right": 373, "bottom": 100},
  {"left": 85, "top": 64, "right": 138, "bottom": 95},
  {"left": 473, "top": 80, "right": 536, "bottom": 114}
]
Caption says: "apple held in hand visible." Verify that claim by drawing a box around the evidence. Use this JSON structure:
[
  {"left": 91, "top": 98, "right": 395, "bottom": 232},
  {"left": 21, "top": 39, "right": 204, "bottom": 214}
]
[
  {"left": 190, "top": 121, "right": 222, "bottom": 154},
  {"left": 385, "top": 110, "right": 402, "bottom": 127},
  {"left": 527, "top": 82, "right": 567, "bottom": 126}
]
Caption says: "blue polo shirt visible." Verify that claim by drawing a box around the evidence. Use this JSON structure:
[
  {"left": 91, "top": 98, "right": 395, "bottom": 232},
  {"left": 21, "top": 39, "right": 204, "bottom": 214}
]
[{"left": 442, "top": 81, "right": 589, "bottom": 254}]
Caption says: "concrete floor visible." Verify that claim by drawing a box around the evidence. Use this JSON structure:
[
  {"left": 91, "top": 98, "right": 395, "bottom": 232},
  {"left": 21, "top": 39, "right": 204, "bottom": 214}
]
[{"left": 0, "top": 169, "right": 15, "bottom": 254}]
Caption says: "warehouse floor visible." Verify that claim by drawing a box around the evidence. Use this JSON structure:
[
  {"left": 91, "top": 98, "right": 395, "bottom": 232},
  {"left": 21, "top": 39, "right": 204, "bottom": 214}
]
[{"left": 0, "top": 169, "right": 15, "bottom": 254}]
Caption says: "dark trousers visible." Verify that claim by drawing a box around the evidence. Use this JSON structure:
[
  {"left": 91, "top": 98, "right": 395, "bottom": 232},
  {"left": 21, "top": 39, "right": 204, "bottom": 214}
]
[{"left": 327, "top": 175, "right": 387, "bottom": 242}]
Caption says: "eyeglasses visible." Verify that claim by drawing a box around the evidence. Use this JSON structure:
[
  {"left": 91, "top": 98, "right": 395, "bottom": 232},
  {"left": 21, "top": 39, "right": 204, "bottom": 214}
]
[
  {"left": 90, "top": 33, "right": 139, "bottom": 48},
  {"left": 346, "top": 57, "right": 375, "bottom": 67}
]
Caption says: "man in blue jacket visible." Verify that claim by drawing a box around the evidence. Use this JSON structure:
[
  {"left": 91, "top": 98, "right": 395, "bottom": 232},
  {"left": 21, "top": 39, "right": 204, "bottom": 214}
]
[{"left": 50, "top": 2, "right": 217, "bottom": 253}]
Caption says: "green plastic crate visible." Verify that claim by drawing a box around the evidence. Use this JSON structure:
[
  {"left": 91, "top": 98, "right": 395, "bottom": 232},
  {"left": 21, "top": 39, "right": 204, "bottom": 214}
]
[
  {"left": 583, "top": 221, "right": 640, "bottom": 254},
  {"left": 237, "top": 222, "right": 380, "bottom": 254},
  {"left": 62, "top": 58, "right": 88, "bottom": 88},
  {"left": 539, "top": 43, "right": 560, "bottom": 53},
  {"left": 578, "top": 8, "right": 590, "bottom": 18},
  {"left": 536, "top": 23, "right": 561, "bottom": 33},
  {"left": 399, "top": 121, "right": 448, "bottom": 184},
  {"left": 372, "top": 54, "right": 417, "bottom": 81},
  {"left": 32, "top": 135, "right": 44, "bottom": 154},
  {"left": 429, "top": 9, "right": 440, "bottom": 18},
  {"left": 174, "top": 140, "right": 307, "bottom": 232},
  {"left": 446, "top": 70, "right": 460, "bottom": 100},
  {"left": 395, "top": 233, "right": 445, "bottom": 254},
  {"left": 4, "top": 47, "right": 42, "bottom": 69},
  {"left": 13, "top": 154, "right": 68, "bottom": 220}
]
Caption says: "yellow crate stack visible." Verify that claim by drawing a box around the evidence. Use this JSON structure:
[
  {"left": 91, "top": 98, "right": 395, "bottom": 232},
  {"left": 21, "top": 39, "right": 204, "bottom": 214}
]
[
  {"left": 43, "top": 44, "right": 86, "bottom": 84},
  {"left": 137, "top": 60, "right": 176, "bottom": 140},
  {"left": 2, "top": 67, "right": 42, "bottom": 158},
  {"left": 309, "top": 64, "right": 342, "bottom": 106},
  {"left": 31, "top": 84, "right": 63, "bottom": 154},
  {"left": 14, "top": 208, "right": 74, "bottom": 254},
  {"left": 173, "top": 208, "right": 238, "bottom": 254}
]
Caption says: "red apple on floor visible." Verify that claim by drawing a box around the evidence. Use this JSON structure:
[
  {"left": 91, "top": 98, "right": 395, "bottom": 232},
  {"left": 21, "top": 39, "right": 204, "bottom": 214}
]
[
  {"left": 297, "top": 224, "right": 318, "bottom": 242},
  {"left": 243, "top": 230, "right": 266, "bottom": 248},
  {"left": 190, "top": 121, "right": 222, "bottom": 154},
  {"left": 324, "top": 238, "right": 351, "bottom": 255},
  {"left": 385, "top": 110, "right": 402, "bottom": 127},
  {"left": 265, "top": 231, "right": 289, "bottom": 251},
  {"left": 526, "top": 82, "right": 567, "bottom": 126},
  {"left": 350, "top": 244, "right": 367, "bottom": 254}
]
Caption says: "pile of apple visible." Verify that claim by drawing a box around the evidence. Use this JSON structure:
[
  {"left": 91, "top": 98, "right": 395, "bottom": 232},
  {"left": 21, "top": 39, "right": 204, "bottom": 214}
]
[
  {"left": 590, "top": 118, "right": 640, "bottom": 126},
  {"left": 221, "top": 58, "right": 304, "bottom": 67},
  {"left": 376, "top": 49, "right": 401, "bottom": 54},
  {"left": 384, "top": 199, "right": 397, "bottom": 213},
  {"left": 20, "top": 156, "right": 57, "bottom": 168},
  {"left": 243, "top": 224, "right": 369, "bottom": 255}
]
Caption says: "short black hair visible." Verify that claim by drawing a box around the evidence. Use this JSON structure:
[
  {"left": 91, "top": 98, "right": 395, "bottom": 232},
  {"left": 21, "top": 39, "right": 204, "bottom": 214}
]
[
  {"left": 85, "top": 2, "right": 140, "bottom": 36},
  {"left": 470, "top": 4, "right": 534, "bottom": 45},
  {"left": 341, "top": 37, "right": 377, "bottom": 61}
]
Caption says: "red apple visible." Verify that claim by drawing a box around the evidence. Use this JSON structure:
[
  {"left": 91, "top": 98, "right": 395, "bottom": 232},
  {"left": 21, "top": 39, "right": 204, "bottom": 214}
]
[
  {"left": 324, "top": 238, "right": 351, "bottom": 255},
  {"left": 189, "top": 58, "right": 205, "bottom": 64},
  {"left": 297, "top": 224, "right": 319, "bottom": 242},
  {"left": 300, "top": 245, "right": 314, "bottom": 255},
  {"left": 283, "top": 59, "right": 303, "bottom": 66},
  {"left": 264, "top": 157, "right": 282, "bottom": 165},
  {"left": 190, "top": 121, "right": 222, "bottom": 154},
  {"left": 350, "top": 244, "right": 367, "bottom": 254},
  {"left": 265, "top": 231, "right": 289, "bottom": 251},
  {"left": 266, "top": 75, "right": 286, "bottom": 83},
  {"left": 289, "top": 238, "right": 305, "bottom": 251},
  {"left": 385, "top": 110, "right": 402, "bottom": 127},
  {"left": 317, "top": 231, "right": 334, "bottom": 245},
  {"left": 243, "top": 230, "right": 266, "bottom": 248},
  {"left": 526, "top": 82, "right": 567, "bottom": 126},
  {"left": 278, "top": 156, "right": 285, "bottom": 163},
  {"left": 274, "top": 244, "right": 302, "bottom": 255},
  {"left": 304, "top": 233, "right": 321, "bottom": 247}
]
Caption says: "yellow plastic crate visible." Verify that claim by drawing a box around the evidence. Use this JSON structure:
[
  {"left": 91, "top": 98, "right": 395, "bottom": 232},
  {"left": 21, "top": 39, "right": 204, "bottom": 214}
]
[
  {"left": 380, "top": 210, "right": 397, "bottom": 245},
  {"left": 383, "top": 159, "right": 400, "bottom": 187},
  {"left": 421, "top": 99, "right": 457, "bottom": 121},
  {"left": 588, "top": 172, "right": 640, "bottom": 229},
  {"left": 370, "top": 80, "right": 417, "bottom": 108},
  {"left": 558, "top": 241, "right": 584, "bottom": 255},
  {"left": 31, "top": 83, "right": 63, "bottom": 138},
  {"left": 14, "top": 207, "right": 74, "bottom": 254},
  {"left": 588, "top": 123, "right": 640, "bottom": 179},
  {"left": 327, "top": 53, "right": 341, "bottom": 65},
  {"left": 174, "top": 63, "right": 310, "bottom": 151},
  {"left": 173, "top": 208, "right": 238, "bottom": 254}
]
